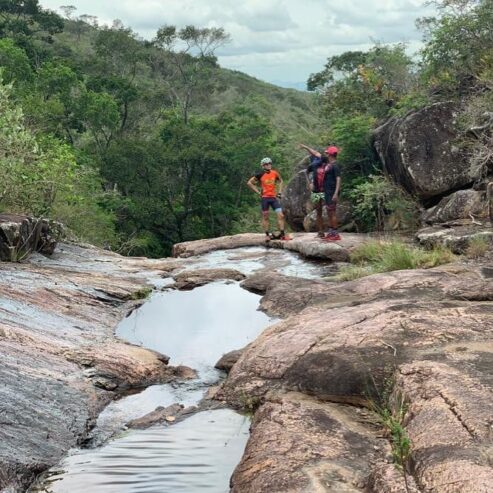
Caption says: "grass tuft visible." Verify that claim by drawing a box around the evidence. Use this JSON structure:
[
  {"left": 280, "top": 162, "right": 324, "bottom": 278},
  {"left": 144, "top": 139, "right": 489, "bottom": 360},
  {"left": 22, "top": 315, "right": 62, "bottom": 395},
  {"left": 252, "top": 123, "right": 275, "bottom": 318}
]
[{"left": 336, "top": 240, "right": 456, "bottom": 280}]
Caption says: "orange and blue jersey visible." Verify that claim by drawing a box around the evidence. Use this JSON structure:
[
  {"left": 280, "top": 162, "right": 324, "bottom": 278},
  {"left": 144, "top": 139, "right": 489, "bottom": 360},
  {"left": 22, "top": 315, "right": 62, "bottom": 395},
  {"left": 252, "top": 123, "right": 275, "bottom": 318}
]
[{"left": 254, "top": 169, "right": 281, "bottom": 198}]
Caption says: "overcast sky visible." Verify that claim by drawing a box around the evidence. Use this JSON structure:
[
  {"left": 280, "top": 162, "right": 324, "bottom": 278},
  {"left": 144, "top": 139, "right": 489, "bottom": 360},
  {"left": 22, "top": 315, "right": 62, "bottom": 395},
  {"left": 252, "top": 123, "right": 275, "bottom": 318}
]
[{"left": 39, "top": 0, "right": 435, "bottom": 89}]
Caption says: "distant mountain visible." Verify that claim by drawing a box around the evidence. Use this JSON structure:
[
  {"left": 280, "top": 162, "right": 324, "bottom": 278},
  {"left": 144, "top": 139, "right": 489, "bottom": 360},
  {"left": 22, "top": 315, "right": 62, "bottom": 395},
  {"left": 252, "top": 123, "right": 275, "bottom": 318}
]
[{"left": 270, "top": 80, "right": 308, "bottom": 91}]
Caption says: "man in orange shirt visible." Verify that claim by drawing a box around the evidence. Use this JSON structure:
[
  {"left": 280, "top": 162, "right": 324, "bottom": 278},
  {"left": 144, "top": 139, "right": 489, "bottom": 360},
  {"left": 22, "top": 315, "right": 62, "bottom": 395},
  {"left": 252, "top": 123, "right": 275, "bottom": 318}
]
[{"left": 247, "top": 157, "right": 287, "bottom": 240}]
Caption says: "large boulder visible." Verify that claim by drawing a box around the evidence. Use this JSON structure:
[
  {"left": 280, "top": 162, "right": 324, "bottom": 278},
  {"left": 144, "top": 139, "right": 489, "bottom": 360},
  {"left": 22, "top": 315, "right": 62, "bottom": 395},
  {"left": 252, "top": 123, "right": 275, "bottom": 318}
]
[
  {"left": 281, "top": 157, "right": 310, "bottom": 231},
  {"left": 0, "top": 214, "right": 63, "bottom": 262},
  {"left": 373, "top": 102, "right": 476, "bottom": 201},
  {"left": 220, "top": 264, "right": 493, "bottom": 491},
  {"left": 303, "top": 201, "right": 354, "bottom": 231},
  {"left": 416, "top": 222, "right": 493, "bottom": 253},
  {"left": 422, "top": 189, "right": 488, "bottom": 224}
]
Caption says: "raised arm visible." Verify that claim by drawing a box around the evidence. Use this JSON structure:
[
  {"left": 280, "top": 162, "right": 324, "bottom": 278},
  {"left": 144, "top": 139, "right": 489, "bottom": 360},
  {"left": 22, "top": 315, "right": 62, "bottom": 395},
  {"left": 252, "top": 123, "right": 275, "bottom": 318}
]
[{"left": 299, "top": 143, "right": 321, "bottom": 159}]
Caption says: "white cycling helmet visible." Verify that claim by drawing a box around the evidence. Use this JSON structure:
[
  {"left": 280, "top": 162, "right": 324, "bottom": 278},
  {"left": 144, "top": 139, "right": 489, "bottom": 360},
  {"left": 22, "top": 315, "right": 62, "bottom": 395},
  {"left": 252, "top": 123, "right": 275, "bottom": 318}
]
[{"left": 260, "top": 157, "right": 272, "bottom": 165}]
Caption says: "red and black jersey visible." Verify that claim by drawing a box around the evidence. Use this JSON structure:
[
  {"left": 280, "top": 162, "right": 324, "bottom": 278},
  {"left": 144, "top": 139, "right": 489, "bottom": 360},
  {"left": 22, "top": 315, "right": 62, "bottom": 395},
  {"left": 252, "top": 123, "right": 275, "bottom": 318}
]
[{"left": 254, "top": 170, "right": 281, "bottom": 198}]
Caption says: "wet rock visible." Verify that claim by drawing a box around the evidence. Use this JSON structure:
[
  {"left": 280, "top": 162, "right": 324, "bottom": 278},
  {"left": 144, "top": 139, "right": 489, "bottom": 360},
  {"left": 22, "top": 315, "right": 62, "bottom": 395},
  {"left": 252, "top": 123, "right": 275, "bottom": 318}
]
[
  {"left": 221, "top": 265, "right": 493, "bottom": 407},
  {"left": 0, "top": 243, "right": 191, "bottom": 492},
  {"left": 230, "top": 393, "right": 382, "bottom": 492},
  {"left": 126, "top": 403, "right": 191, "bottom": 429},
  {"left": 416, "top": 222, "right": 493, "bottom": 253},
  {"left": 241, "top": 272, "right": 335, "bottom": 317},
  {"left": 173, "top": 232, "right": 370, "bottom": 262},
  {"left": 172, "top": 233, "right": 267, "bottom": 257},
  {"left": 422, "top": 189, "right": 489, "bottom": 224},
  {"left": 373, "top": 102, "right": 475, "bottom": 200},
  {"left": 172, "top": 268, "right": 246, "bottom": 290},
  {"left": 395, "top": 361, "right": 493, "bottom": 492},
  {"left": 65, "top": 344, "right": 193, "bottom": 391},
  {"left": 215, "top": 348, "right": 245, "bottom": 373},
  {"left": 0, "top": 213, "right": 63, "bottom": 261}
]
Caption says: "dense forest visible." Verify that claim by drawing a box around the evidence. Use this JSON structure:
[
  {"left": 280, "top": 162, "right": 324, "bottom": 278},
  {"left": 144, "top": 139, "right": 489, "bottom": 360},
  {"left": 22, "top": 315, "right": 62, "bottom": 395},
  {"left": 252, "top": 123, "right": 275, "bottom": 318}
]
[{"left": 0, "top": 0, "right": 491, "bottom": 255}]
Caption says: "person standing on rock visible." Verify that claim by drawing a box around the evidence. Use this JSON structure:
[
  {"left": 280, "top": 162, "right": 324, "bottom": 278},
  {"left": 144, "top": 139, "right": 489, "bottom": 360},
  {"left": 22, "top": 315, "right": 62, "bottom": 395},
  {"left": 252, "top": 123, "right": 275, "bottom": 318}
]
[
  {"left": 300, "top": 144, "right": 326, "bottom": 238},
  {"left": 247, "top": 157, "right": 287, "bottom": 240},
  {"left": 299, "top": 144, "right": 341, "bottom": 241}
]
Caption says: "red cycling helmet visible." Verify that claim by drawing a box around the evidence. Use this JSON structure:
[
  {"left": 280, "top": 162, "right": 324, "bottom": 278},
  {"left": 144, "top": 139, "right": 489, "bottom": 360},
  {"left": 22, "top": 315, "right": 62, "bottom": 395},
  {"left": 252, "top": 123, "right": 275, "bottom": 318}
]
[{"left": 325, "top": 146, "right": 339, "bottom": 156}]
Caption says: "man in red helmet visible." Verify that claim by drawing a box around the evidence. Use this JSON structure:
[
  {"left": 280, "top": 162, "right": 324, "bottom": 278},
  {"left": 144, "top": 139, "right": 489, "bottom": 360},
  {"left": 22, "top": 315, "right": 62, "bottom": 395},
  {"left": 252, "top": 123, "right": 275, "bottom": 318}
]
[
  {"left": 299, "top": 144, "right": 342, "bottom": 241},
  {"left": 323, "top": 146, "right": 342, "bottom": 240}
]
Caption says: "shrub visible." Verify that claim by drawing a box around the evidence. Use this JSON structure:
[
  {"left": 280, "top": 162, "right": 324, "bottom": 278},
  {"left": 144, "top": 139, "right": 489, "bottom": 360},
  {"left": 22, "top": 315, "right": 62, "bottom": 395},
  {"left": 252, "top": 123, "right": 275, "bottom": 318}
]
[{"left": 348, "top": 175, "right": 420, "bottom": 232}]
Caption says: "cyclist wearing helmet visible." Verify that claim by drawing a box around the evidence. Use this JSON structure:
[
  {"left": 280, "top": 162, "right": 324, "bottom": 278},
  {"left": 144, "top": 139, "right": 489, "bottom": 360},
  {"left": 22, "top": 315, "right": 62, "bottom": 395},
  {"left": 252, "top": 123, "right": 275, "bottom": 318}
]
[{"left": 247, "top": 157, "right": 287, "bottom": 240}]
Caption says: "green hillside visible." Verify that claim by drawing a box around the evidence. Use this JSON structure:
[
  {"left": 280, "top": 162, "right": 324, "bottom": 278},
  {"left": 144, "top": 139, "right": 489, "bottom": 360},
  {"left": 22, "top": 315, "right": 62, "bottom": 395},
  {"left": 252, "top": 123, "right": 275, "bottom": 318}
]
[{"left": 0, "top": 4, "right": 322, "bottom": 256}]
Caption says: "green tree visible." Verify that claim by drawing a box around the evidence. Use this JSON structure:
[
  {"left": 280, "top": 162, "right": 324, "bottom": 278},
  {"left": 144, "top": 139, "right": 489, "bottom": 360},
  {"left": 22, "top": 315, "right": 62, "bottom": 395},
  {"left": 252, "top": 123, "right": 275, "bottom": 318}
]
[
  {"left": 0, "top": 38, "right": 32, "bottom": 84},
  {"left": 0, "top": 77, "right": 115, "bottom": 244},
  {"left": 0, "top": 0, "right": 64, "bottom": 64},
  {"left": 153, "top": 25, "right": 230, "bottom": 123},
  {"left": 308, "top": 44, "right": 415, "bottom": 120},
  {"left": 418, "top": 0, "right": 493, "bottom": 93}
]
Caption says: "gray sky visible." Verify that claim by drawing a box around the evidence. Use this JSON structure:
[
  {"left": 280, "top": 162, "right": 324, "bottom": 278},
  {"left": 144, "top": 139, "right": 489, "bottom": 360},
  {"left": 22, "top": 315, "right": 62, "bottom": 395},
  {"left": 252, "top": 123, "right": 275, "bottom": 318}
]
[{"left": 39, "top": 0, "right": 435, "bottom": 89}]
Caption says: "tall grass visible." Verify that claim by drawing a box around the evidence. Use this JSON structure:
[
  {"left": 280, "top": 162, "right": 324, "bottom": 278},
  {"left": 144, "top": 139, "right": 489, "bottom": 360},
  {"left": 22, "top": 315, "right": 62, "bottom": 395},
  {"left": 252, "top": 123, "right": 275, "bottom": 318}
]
[{"left": 337, "top": 240, "right": 456, "bottom": 280}]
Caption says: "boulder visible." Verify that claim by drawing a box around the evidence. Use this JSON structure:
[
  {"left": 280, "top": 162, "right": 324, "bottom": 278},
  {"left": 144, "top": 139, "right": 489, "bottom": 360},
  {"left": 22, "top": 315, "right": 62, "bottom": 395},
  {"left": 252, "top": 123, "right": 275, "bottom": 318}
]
[
  {"left": 230, "top": 393, "right": 388, "bottom": 493},
  {"left": 214, "top": 348, "right": 245, "bottom": 373},
  {"left": 172, "top": 268, "right": 246, "bottom": 290},
  {"left": 395, "top": 361, "right": 493, "bottom": 492},
  {"left": 125, "top": 403, "right": 197, "bottom": 430},
  {"left": 220, "top": 265, "right": 493, "bottom": 408},
  {"left": 281, "top": 157, "right": 310, "bottom": 231},
  {"left": 0, "top": 214, "right": 63, "bottom": 262},
  {"left": 303, "top": 201, "right": 354, "bottom": 232},
  {"left": 422, "top": 189, "right": 489, "bottom": 224},
  {"left": 373, "top": 102, "right": 476, "bottom": 200},
  {"left": 221, "top": 263, "right": 493, "bottom": 492},
  {"left": 173, "top": 232, "right": 370, "bottom": 262},
  {"left": 415, "top": 222, "right": 493, "bottom": 253}
]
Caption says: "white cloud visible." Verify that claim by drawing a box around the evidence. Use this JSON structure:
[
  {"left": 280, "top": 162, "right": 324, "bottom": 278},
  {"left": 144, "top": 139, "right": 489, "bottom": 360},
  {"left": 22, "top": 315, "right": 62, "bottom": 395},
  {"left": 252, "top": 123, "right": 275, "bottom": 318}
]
[{"left": 39, "top": 0, "right": 435, "bottom": 88}]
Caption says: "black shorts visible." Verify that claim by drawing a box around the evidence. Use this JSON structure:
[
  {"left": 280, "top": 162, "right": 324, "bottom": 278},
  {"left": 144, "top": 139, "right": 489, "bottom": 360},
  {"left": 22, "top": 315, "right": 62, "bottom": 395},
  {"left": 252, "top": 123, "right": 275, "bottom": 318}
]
[
  {"left": 325, "top": 189, "right": 337, "bottom": 211},
  {"left": 261, "top": 197, "right": 282, "bottom": 212}
]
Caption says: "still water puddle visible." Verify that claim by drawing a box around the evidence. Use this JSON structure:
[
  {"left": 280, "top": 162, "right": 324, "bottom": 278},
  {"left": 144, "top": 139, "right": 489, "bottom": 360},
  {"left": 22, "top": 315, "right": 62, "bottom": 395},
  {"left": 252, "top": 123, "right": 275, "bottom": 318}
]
[
  {"left": 32, "top": 281, "right": 273, "bottom": 492},
  {"left": 117, "top": 281, "right": 274, "bottom": 376},
  {"left": 31, "top": 409, "right": 249, "bottom": 493},
  {"left": 31, "top": 247, "right": 330, "bottom": 492}
]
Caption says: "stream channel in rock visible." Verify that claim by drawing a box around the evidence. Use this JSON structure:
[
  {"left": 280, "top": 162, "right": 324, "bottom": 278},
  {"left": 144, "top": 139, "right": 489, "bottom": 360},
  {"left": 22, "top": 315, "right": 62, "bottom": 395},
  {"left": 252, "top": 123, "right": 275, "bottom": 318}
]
[{"left": 30, "top": 247, "right": 335, "bottom": 493}]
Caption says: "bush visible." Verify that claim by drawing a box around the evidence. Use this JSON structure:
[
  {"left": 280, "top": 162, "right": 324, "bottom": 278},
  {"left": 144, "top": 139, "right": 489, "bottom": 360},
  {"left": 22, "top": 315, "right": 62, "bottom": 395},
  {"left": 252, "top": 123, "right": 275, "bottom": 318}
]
[
  {"left": 465, "top": 236, "right": 491, "bottom": 259},
  {"left": 349, "top": 175, "right": 420, "bottom": 232}
]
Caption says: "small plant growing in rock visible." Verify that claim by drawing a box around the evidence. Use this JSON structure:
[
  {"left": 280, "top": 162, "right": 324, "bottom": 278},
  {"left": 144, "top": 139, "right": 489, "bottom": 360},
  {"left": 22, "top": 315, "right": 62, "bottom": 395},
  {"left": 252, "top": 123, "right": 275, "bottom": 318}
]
[
  {"left": 367, "top": 367, "right": 412, "bottom": 493},
  {"left": 130, "top": 287, "right": 153, "bottom": 300},
  {"left": 239, "top": 391, "right": 261, "bottom": 415}
]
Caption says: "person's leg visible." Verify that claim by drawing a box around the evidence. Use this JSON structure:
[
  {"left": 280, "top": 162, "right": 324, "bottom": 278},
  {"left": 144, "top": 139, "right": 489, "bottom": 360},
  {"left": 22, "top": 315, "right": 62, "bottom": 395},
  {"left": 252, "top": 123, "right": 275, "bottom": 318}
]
[
  {"left": 324, "top": 190, "right": 340, "bottom": 240},
  {"left": 328, "top": 209, "right": 337, "bottom": 230},
  {"left": 261, "top": 198, "right": 270, "bottom": 237},
  {"left": 276, "top": 210, "right": 285, "bottom": 232},
  {"left": 316, "top": 200, "right": 324, "bottom": 237},
  {"left": 272, "top": 198, "right": 285, "bottom": 237}
]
